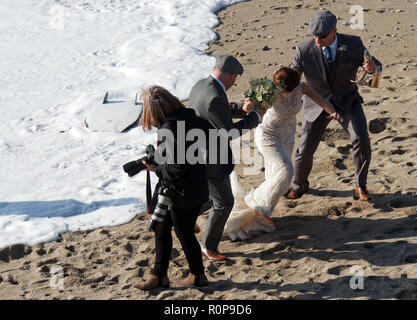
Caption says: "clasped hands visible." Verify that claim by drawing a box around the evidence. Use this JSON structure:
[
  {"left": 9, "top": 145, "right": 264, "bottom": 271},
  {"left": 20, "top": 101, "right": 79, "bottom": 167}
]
[
  {"left": 243, "top": 98, "right": 267, "bottom": 117},
  {"left": 326, "top": 112, "right": 344, "bottom": 123}
]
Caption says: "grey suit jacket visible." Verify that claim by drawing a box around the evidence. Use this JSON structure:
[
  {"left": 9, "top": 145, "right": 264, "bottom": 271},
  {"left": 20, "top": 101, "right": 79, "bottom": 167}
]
[
  {"left": 188, "top": 76, "right": 259, "bottom": 178},
  {"left": 290, "top": 33, "right": 379, "bottom": 122}
]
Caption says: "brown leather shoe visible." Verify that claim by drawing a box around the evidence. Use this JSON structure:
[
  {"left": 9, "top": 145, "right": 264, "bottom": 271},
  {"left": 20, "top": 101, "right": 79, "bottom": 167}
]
[
  {"left": 201, "top": 247, "right": 227, "bottom": 261},
  {"left": 181, "top": 273, "right": 209, "bottom": 287},
  {"left": 285, "top": 188, "right": 304, "bottom": 200},
  {"left": 134, "top": 274, "right": 170, "bottom": 290},
  {"left": 353, "top": 187, "right": 372, "bottom": 201}
]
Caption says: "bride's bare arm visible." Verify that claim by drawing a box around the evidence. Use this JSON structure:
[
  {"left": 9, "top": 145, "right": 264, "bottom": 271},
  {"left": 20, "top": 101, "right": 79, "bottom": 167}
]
[{"left": 301, "top": 83, "right": 343, "bottom": 123}]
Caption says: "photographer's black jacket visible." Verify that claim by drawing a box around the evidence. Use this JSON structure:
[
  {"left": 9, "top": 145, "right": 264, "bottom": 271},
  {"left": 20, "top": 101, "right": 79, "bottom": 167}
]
[{"left": 153, "top": 108, "right": 209, "bottom": 209}]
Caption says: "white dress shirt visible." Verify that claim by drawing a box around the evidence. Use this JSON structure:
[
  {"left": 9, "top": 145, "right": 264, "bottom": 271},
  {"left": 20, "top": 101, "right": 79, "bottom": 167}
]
[
  {"left": 211, "top": 74, "right": 226, "bottom": 93},
  {"left": 321, "top": 34, "right": 338, "bottom": 61}
]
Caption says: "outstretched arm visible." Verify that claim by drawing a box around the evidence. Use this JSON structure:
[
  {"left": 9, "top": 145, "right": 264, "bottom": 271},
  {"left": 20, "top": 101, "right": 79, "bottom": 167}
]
[
  {"left": 301, "top": 83, "right": 343, "bottom": 123},
  {"left": 290, "top": 44, "right": 304, "bottom": 74}
]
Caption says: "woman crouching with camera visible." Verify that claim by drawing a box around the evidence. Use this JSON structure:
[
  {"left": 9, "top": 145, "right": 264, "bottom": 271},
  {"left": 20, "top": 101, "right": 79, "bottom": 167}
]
[{"left": 134, "top": 85, "right": 209, "bottom": 290}]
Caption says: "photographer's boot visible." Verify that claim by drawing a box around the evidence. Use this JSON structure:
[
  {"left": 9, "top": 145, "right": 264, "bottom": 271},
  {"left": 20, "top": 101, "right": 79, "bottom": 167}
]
[
  {"left": 194, "top": 223, "right": 201, "bottom": 234},
  {"left": 134, "top": 274, "right": 170, "bottom": 290},
  {"left": 181, "top": 273, "right": 209, "bottom": 287}
]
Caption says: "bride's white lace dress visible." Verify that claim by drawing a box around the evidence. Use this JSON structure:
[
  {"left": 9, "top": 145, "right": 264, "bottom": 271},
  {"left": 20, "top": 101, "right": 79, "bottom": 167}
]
[{"left": 224, "top": 83, "right": 304, "bottom": 240}]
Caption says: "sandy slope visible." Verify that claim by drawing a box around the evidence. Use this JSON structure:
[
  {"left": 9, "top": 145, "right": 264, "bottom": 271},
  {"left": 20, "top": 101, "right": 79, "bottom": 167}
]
[{"left": 1, "top": 0, "right": 416, "bottom": 300}]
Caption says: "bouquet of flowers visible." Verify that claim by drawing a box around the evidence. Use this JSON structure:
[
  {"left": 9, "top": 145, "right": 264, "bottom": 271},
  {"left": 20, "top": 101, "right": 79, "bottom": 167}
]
[{"left": 244, "top": 77, "right": 286, "bottom": 109}]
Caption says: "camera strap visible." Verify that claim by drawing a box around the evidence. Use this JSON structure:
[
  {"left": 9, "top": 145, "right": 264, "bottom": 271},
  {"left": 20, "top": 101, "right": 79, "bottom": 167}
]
[{"left": 146, "top": 170, "right": 152, "bottom": 215}]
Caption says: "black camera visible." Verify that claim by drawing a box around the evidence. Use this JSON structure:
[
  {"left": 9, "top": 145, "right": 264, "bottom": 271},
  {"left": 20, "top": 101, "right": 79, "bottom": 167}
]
[
  {"left": 146, "top": 186, "right": 176, "bottom": 232},
  {"left": 123, "top": 144, "right": 156, "bottom": 177}
]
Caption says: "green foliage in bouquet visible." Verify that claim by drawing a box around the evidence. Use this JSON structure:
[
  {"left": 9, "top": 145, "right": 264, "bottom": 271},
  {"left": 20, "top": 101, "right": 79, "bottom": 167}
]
[{"left": 244, "top": 77, "right": 286, "bottom": 109}]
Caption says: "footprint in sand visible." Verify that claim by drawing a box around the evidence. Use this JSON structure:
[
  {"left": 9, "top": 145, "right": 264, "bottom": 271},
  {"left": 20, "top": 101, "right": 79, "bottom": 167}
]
[
  {"left": 89, "top": 275, "right": 107, "bottom": 287},
  {"left": 39, "top": 265, "right": 51, "bottom": 275},
  {"left": 392, "top": 117, "right": 408, "bottom": 126},
  {"left": 370, "top": 168, "right": 379, "bottom": 176},
  {"left": 337, "top": 144, "right": 352, "bottom": 155},
  {"left": 105, "top": 275, "right": 119, "bottom": 286},
  {"left": 9, "top": 244, "right": 26, "bottom": 260},
  {"left": 36, "top": 248, "right": 47, "bottom": 256},
  {"left": 136, "top": 268, "right": 145, "bottom": 278},
  {"left": 322, "top": 128, "right": 350, "bottom": 142},
  {"left": 65, "top": 245, "right": 75, "bottom": 253},
  {"left": 225, "top": 259, "right": 236, "bottom": 266},
  {"left": 369, "top": 117, "right": 390, "bottom": 134},
  {"left": 327, "top": 265, "right": 349, "bottom": 276},
  {"left": 206, "top": 263, "right": 218, "bottom": 277},
  {"left": 136, "top": 258, "right": 149, "bottom": 267},
  {"left": 64, "top": 266, "right": 85, "bottom": 278},
  {"left": 6, "top": 274, "right": 19, "bottom": 285},
  {"left": 387, "top": 196, "right": 417, "bottom": 209},
  {"left": 389, "top": 147, "right": 408, "bottom": 155},
  {"left": 124, "top": 242, "right": 134, "bottom": 254},
  {"left": 392, "top": 136, "right": 408, "bottom": 142},
  {"left": 324, "top": 205, "right": 347, "bottom": 217},
  {"left": 339, "top": 176, "right": 353, "bottom": 184},
  {"left": 286, "top": 201, "right": 298, "bottom": 208},
  {"left": 260, "top": 243, "right": 286, "bottom": 257},
  {"left": 333, "top": 158, "right": 347, "bottom": 170},
  {"left": 126, "top": 234, "right": 141, "bottom": 240},
  {"left": 37, "top": 258, "right": 58, "bottom": 267}
]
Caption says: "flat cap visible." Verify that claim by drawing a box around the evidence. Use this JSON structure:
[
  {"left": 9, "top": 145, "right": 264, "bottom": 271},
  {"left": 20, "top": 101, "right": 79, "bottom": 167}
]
[
  {"left": 308, "top": 10, "right": 337, "bottom": 37},
  {"left": 215, "top": 55, "right": 244, "bottom": 75}
]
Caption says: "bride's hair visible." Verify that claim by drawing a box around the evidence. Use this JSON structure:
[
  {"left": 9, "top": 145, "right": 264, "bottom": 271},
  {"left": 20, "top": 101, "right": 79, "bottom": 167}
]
[{"left": 273, "top": 67, "right": 301, "bottom": 93}]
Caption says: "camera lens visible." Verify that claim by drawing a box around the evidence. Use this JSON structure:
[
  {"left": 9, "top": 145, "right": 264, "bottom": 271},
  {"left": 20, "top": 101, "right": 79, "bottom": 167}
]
[
  {"left": 146, "top": 193, "right": 173, "bottom": 231},
  {"left": 123, "top": 158, "right": 146, "bottom": 177}
]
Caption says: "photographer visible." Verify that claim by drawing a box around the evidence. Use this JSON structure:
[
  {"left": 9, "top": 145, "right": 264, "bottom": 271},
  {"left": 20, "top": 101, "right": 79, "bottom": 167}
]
[{"left": 134, "top": 86, "right": 209, "bottom": 290}]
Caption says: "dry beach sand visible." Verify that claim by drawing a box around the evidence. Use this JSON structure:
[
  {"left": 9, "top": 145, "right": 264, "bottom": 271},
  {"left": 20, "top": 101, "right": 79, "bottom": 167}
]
[{"left": 1, "top": 0, "right": 417, "bottom": 300}]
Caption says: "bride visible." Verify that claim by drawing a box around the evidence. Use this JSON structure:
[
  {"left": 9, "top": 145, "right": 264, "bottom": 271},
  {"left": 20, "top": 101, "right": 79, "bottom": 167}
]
[{"left": 224, "top": 67, "right": 343, "bottom": 240}]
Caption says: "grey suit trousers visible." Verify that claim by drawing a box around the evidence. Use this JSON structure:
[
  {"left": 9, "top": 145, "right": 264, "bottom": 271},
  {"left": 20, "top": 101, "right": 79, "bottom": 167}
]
[
  {"left": 201, "top": 175, "right": 234, "bottom": 251},
  {"left": 292, "top": 102, "right": 371, "bottom": 192}
]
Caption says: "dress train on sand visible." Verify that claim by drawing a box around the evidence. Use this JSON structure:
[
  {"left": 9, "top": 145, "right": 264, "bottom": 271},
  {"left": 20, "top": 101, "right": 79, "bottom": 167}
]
[{"left": 223, "top": 171, "right": 275, "bottom": 241}]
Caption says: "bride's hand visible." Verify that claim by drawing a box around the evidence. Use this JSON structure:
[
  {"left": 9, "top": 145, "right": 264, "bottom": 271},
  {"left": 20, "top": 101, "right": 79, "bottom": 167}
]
[
  {"left": 325, "top": 112, "right": 344, "bottom": 123},
  {"left": 242, "top": 98, "right": 255, "bottom": 113}
]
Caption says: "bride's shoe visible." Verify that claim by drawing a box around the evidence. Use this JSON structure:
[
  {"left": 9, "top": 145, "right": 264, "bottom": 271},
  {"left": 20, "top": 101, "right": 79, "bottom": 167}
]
[{"left": 253, "top": 210, "right": 274, "bottom": 227}]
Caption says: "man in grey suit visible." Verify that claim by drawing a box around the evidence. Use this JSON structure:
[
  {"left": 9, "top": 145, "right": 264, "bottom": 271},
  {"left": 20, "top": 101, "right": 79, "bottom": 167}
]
[
  {"left": 188, "top": 55, "right": 265, "bottom": 260},
  {"left": 286, "top": 10, "right": 380, "bottom": 201}
]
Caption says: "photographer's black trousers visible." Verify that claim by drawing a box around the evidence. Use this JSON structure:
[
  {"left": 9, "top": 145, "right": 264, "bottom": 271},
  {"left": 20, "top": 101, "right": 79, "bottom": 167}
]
[{"left": 152, "top": 206, "right": 205, "bottom": 277}]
